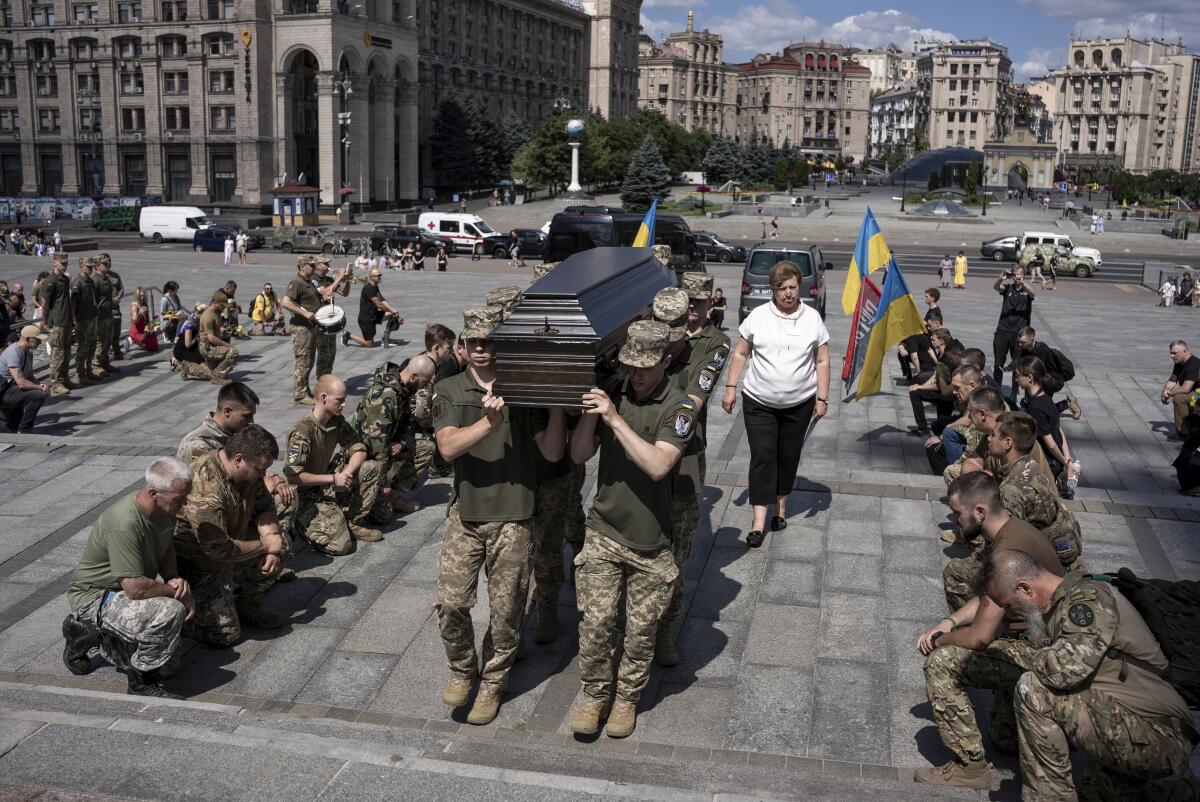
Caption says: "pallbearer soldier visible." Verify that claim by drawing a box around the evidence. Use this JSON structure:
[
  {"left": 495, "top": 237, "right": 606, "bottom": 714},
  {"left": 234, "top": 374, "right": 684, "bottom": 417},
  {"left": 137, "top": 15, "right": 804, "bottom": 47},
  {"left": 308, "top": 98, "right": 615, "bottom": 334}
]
[
  {"left": 92, "top": 257, "right": 120, "bottom": 376},
  {"left": 432, "top": 305, "right": 565, "bottom": 726},
  {"left": 42, "top": 255, "right": 73, "bottom": 395},
  {"left": 98, "top": 253, "right": 125, "bottom": 361},
  {"left": 70, "top": 257, "right": 99, "bottom": 387},
  {"left": 570, "top": 320, "right": 697, "bottom": 739}
]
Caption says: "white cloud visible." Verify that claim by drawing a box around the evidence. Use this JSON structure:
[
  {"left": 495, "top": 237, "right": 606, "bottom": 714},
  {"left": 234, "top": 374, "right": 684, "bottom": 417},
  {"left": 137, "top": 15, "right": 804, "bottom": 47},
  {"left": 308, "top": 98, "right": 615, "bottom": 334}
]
[
  {"left": 1014, "top": 47, "right": 1061, "bottom": 80},
  {"left": 643, "top": 0, "right": 704, "bottom": 8},
  {"left": 1018, "top": 0, "right": 1199, "bottom": 50},
  {"left": 823, "top": 10, "right": 957, "bottom": 51}
]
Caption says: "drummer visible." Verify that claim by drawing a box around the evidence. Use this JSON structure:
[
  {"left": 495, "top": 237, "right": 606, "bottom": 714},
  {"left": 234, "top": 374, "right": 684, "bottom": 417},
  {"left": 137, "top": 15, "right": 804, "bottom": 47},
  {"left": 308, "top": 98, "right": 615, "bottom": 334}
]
[
  {"left": 312, "top": 256, "right": 350, "bottom": 379},
  {"left": 281, "top": 256, "right": 326, "bottom": 405}
]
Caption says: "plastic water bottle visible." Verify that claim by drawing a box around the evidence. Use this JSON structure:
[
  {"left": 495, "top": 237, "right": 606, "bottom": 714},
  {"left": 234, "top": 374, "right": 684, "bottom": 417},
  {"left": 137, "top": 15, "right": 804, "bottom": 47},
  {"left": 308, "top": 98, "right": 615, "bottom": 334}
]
[{"left": 1066, "top": 460, "right": 1081, "bottom": 495}]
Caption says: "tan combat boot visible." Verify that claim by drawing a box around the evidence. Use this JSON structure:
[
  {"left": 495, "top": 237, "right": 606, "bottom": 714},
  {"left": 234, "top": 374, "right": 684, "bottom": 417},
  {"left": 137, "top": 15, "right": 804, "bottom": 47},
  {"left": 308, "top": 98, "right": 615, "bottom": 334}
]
[
  {"left": 442, "top": 673, "right": 475, "bottom": 707},
  {"left": 570, "top": 695, "right": 612, "bottom": 735},
  {"left": 51, "top": 384, "right": 71, "bottom": 396},
  {"left": 392, "top": 497, "right": 422, "bottom": 514},
  {"left": 467, "top": 687, "right": 501, "bottom": 725},
  {"left": 913, "top": 759, "right": 994, "bottom": 789},
  {"left": 234, "top": 597, "right": 286, "bottom": 629},
  {"left": 654, "top": 625, "right": 679, "bottom": 667},
  {"left": 348, "top": 520, "right": 383, "bottom": 542},
  {"left": 89, "top": 368, "right": 106, "bottom": 380},
  {"left": 1067, "top": 395, "right": 1082, "bottom": 419},
  {"left": 605, "top": 699, "right": 637, "bottom": 738},
  {"left": 533, "top": 604, "right": 557, "bottom": 644},
  {"left": 75, "top": 373, "right": 92, "bottom": 387}
]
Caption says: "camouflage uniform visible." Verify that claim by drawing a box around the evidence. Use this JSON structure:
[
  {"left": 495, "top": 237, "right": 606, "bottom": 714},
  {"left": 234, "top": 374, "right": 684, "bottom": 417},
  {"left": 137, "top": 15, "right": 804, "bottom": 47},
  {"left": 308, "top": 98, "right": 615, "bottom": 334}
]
[
  {"left": 484, "top": 286, "right": 522, "bottom": 317},
  {"left": 998, "top": 454, "right": 1083, "bottom": 571},
  {"left": 197, "top": 304, "right": 237, "bottom": 378},
  {"left": 70, "top": 260, "right": 99, "bottom": 381},
  {"left": 41, "top": 267, "right": 73, "bottom": 388},
  {"left": 283, "top": 413, "right": 380, "bottom": 555},
  {"left": 312, "top": 266, "right": 340, "bottom": 377},
  {"left": 286, "top": 261, "right": 324, "bottom": 400},
  {"left": 532, "top": 458, "right": 586, "bottom": 610},
  {"left": 943, "top": 422, "right": 990, "bottom": 485},
  {"left": 350, "top": 361, "right": 416, "bottom": 523},
  {"left": 104, "top": 264, "right": 125, "bottom": 359},
  {"left": 1014, "top": 575, "right": 1194, "bottom": 801},
  {"left": 92, "top": 265, "right": 118, "bottom": 373},
  {"left": 174, "top": 450, "right": 285, "bottom": 646},
  {"left": 531, "top": 261, "right": 560, "bottom": 281},
  {"left": 70, "top": 592, "right": 185, "bottom": 676}
]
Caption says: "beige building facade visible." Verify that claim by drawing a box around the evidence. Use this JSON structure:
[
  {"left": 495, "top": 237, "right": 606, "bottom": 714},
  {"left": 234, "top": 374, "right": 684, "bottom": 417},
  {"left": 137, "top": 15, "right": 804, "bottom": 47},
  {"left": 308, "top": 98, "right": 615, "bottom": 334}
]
[
  {"left": 915, "top": 39, "right": 1012, "bottom": 152},
  {"left": 0, "top": 0, "right": 420, "bottom": 207},
  {"left": 636, "top": 11, "right": 735, "bottom": 136},
  {"left": 1049, "top": 36, "right": 1200, "bottom": 175},
  {"left": 854, "top": 44, "right": 913, "bottom": 95}
]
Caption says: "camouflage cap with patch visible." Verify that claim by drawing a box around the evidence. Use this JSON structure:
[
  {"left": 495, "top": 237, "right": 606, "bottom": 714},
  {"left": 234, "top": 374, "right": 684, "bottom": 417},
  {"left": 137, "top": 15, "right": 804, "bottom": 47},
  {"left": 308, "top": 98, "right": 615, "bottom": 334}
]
[
  {"left": 652, "top": 287, "right": 688, "bottom": 342},
  {"left": 619, "top": 320, "right": 670, "bottom": 368},
  {"left": 681, "top": 271, "right": 714, "bottom": 300},
  {"left": 532, "top": 261, "right": 560, "bottom": 281},
  {"left": 461, "top": 304, "right": 504, "bottom": 340},
  {"left": 484, "top": 286, "right": 522, "bottom": 317},
  {"left": 651, "top": 244, "right": 674, "bottom": 266},
  {"left": 297, "top": 254, "right": 314, "bottom": 267}
]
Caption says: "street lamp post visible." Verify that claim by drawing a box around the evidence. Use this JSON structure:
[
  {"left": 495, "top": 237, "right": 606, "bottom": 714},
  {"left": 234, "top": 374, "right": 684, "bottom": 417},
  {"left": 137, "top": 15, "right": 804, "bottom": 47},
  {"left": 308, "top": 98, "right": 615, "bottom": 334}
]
[
  {"left": 900, "top": 167, "right": 908, "bottom": 212},
  {"left": 333, "top": 72, "right": 353, "bottom": 208}
]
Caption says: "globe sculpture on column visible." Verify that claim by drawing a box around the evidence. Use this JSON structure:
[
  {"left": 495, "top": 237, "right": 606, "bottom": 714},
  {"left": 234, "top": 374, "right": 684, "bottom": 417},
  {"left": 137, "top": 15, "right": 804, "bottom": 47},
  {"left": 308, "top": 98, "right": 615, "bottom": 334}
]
[{"left": 564, "top": 118, "right": 593, "bottom": 199}]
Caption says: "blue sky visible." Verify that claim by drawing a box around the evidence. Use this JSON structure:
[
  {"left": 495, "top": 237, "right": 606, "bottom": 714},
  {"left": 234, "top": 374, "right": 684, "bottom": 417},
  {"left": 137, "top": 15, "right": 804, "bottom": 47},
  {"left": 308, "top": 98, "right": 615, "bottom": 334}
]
[{"left": 638, "top": 0, "right": 1198, "bottom": 81}]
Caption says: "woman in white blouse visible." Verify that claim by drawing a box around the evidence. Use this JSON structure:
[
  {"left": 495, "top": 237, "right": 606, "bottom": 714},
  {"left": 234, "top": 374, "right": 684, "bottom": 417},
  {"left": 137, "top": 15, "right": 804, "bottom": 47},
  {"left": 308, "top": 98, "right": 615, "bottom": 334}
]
[{"left": 721, "top": 260, "right": 830, "bottom": 547}]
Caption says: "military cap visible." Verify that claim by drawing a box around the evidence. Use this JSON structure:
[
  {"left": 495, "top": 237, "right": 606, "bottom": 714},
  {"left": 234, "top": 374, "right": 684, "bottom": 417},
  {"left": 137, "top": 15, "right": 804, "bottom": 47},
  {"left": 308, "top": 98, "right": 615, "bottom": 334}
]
[
  {"left": 651, "top": 244, "right": 674, "bottom": 266},
  {"left": 484, "top": 286, "right": 522, "bottom": 318},
  {"left": 619, "top": 320, "right": 670, "bottom": 368},
  {"left": 652, "top": 287, "right": 688, "bottom": 343},
  {"left": 297, "top": 254, "right": 314, "bottom": 267},
  {"left": 681, "top": 271, "right": 714, "bottom": 300},
  {"left": 98, "top": 252, "right": 111, "bottom": 262},
  {"left": 532, "top": 261, "right": 560, "bottom": 281},
  {"left": 314, "top": 254, "right": 331, "bottom": 265},
  {"left": 461, "top": 304, "right": 504, "bottom": 340}
]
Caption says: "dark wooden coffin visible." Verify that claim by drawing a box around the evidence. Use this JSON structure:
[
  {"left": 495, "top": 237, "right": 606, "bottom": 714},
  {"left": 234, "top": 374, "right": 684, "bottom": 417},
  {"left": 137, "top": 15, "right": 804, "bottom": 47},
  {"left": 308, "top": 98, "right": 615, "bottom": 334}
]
[{"left": 491, "top": 246, "right": 674, "bottom": 407}]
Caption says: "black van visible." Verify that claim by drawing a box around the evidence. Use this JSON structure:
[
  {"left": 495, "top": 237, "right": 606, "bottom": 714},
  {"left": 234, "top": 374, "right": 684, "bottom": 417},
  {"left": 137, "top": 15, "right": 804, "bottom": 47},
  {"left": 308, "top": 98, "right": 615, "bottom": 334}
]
[{"left": 542, "top": 207, "right": 699, "bottom": 263}]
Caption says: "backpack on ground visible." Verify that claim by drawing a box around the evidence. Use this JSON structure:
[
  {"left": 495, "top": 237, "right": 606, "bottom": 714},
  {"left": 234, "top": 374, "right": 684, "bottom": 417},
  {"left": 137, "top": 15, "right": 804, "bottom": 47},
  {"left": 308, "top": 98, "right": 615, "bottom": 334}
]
[{"left": 1094, "top": 568, "right": 1200, "bottom": 709}]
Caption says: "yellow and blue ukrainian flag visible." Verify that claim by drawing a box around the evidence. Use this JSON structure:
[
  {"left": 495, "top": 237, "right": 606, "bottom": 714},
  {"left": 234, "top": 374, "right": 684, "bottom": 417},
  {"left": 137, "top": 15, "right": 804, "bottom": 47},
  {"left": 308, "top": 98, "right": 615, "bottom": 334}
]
[
  {"left": 632, "top": 200, "right": 657, "bottom": 247},
  {"left": 854, "top": 256, "right": 927, "bottom": 399},
  {"left": 841, "top": 207, "right": 892, "bottom": 315}
]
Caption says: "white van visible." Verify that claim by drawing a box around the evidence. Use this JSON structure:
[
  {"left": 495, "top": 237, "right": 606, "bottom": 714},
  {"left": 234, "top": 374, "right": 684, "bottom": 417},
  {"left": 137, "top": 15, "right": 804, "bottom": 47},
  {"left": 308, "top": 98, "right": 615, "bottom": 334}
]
[
  {"left": 139, "top": 206, "right": 212, "bottom": 243},
  {"left": 1018, "top": 231, "right": 1102, "bottom": 267},
  {"left": 417, "top": 212, "right": 505, "bottom": 254}
]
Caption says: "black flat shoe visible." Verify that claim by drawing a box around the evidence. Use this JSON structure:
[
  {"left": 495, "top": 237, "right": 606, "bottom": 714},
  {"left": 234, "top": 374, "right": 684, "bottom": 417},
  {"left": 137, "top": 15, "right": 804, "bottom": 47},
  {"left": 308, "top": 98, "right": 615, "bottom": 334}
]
[
  {"left": 771, "top": 516, "right": 787, "bottom": 532},
  {"left": 746, "top": 530, "right": 765, "bottom": 548}
]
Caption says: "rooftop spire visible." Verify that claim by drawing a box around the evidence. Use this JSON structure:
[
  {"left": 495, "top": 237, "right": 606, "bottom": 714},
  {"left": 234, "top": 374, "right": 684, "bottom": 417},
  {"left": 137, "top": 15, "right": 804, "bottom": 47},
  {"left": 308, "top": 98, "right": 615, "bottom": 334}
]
[{"left": 687, "top": 10, "right": 694, "bottom": 32}]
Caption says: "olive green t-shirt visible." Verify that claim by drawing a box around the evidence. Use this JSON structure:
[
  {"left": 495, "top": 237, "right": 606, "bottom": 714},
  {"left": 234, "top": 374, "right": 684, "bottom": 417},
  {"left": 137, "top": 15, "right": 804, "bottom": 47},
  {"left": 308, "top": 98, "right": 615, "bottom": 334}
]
[
  {"left": 286, "top": 276, "right": 323, "bottom": 328},
  {"left": 67, "top": 492, "right": 176, "bottom": 611},
  {"left": 42, "top": 272, "right": 73, "bottom": 328},
  {"left": 71, "top": 275, "right": 98, "bottom": 321},
  {"left": 432, "top": 369, "right": 546, "bottom": 523},
  {"left": 683, "top": 323, "right": 731, "bottom": 439},
  {"left": 586, "top": 377, "right": 696, "bottom": 550},
  {"left": 92, "top": 271, "right": 115, "bottom": 315}
]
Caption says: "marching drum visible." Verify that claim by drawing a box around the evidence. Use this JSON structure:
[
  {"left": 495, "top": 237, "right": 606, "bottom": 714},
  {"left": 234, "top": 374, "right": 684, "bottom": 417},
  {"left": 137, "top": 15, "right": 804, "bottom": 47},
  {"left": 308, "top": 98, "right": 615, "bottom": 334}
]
[{"left": 314, "top": 303, "right": 346, "bottom": 334}]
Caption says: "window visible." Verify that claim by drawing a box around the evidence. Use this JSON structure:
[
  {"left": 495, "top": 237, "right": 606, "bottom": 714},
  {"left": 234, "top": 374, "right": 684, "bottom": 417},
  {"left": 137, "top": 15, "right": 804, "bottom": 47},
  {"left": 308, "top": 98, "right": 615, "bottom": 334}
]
[
  {"left": 122, "top": 152, "right": 146, "bottom": 195},
  {"left": 72, "top": 39, "right": 96, "bottom": 60},
  {"left": 208, "top": 69, "right": 234, "bottom": 93},
  {"left": 949, "top": 79, "right": 956, "bottom": 91},
  {"left": 117, "top": 1, "right": 141, "bottom": 21},
  {"left": 0, "top": 76, "right": 13, "bottom": 96},
  {"left": 31, "top": 5, "right": 56, "bottom": 25},
  {"left": 38, "top": 108, "right": 61, "bottom": 132},
  {"left": 163, "top": 71, "right": 188, "bottom": 92},
  {"left": 0, "top": 6, "right": 10, "bottom": 24},
  {"left": 207, "top": 0, "right": 233, "bottom": 18},
  {"left": 79, "top": 107, "right": 100, "bottom": 130},
  {"left": 120, "top": 70, "right": 144, "bottom": 94},
  {"left": 949, "top": 63, "right": 958, "bottom": 75},
  {"left": 972, "top": 80, "right": 980, "bottom": 92},
  {"left": 0, "top": 109, "right": 18, "bottom": 131},
  {"left": 948, "top": 97, "right": 955, "bottom": 107},
  {"left": 121, "top": 107, "right": 145, "bottom": 130},
  {"left": 73, "top": 3, "right": 98, "bottom": 22},
  {"left": 30, "top": 41, "right": 55, "bottom": 61},
  {"left": 164, "top": 106, "right": 189, "bottom": 130},
  {"left": 160, "top": 36, "right": 186, "bottom": 57},
  {"left": 209, "top": 105, "right": 235, "bottom": 130},
  {"left": 160, "top": 0, "right": 186, "bottom": 19},
  {"left": 206, "top": 34, "right": 234, "bottom": 56},
  {"left": 116, "top": 39, "right": 143, "bottom": 59},
  {"left": 76, "top": 72, "right": 98, "bottom": 94},
  {"left": 972, "top": 64, "right": 980, "bottom": 76},
  {"left": 34, "top": 74, "right": 57, "bottom": 97}
]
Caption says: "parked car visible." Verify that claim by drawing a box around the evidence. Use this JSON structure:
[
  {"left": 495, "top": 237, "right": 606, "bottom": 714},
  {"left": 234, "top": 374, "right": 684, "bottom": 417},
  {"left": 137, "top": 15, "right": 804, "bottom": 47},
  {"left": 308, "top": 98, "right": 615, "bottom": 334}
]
[
  {"left": 139, "top": 205, "right": 211, "bottom": 243},
  {"left": 739, "top": 242, "right": 829, "bottom": 321},
  {"left": 980, "top": 235, "right": 1020, "bottom": 262},
  {"left": 416, "top": 212, "right": 509, "bottom": 256},
  {"left": 542, "top": 207, "right": 698, "bottom": 264},
  {"left": 693, "top": 230, "right": 747, "bottom": 263},
  {"left": 506, "top": 228, "right": 546, "bottom": 258},
  {"left": 272, "top": 225, "right": 349, "bottom": 254},
  {"left": 1017, "top": 231, "right": 1102, "bottom": 270},
  {"left": 193, "top": 225, "right": 265, "bottom": 253},
  {"left": 369, "top": 225, "right": 451, "bottom": 256}
]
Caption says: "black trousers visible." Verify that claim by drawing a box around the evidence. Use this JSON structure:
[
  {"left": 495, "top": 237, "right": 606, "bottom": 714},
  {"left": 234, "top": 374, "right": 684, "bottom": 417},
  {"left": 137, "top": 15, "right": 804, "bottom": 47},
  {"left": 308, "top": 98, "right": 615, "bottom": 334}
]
[
  {"left": 0, "top": 383, "right": 44, "bottom": 433},
  {"left": 992, "top": 329, "right": 1021, "bottom": 387},
  {"left": 742, "top": 392, "right": 816, "bottom": 507},
  {"left": 910, "top": 388, "right": 953, "bottom": 430}
]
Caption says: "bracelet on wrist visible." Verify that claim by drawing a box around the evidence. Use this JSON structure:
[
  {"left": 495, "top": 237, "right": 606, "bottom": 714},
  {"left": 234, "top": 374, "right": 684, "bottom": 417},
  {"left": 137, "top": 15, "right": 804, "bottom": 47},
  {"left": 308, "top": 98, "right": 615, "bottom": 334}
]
[
  {"left": 941, "top": 616, "right": 956, "bottom": 629},
  {"left": 815, "top": 397, "right": 828, "bottom": 404}
]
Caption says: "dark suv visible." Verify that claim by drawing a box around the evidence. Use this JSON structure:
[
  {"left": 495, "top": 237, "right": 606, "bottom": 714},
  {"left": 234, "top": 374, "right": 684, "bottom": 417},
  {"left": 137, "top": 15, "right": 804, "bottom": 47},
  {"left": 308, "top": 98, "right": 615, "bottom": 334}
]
[
  {"left": 739, "top": 242, "right": 830, "bottom": 321},
  {"left": 369, "top": 226, "right": 451, "bottom": 256},
  {"left": 543, "top": 207, "right": 698, "bottom": 263},
  {"left": 693, "top": 231, "right": 747, "bottom": 263}
]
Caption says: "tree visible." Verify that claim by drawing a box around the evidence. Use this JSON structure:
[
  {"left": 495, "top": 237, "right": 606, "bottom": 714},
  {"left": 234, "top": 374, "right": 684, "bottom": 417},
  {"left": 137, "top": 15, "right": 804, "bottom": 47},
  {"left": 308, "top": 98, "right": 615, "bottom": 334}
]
[
  {"left": 590, "top": 117, "right": 642, "bottom": 188},
  {"left": 497, "top": 114, "right": 532, "bottom": 176},
  {"left": 430, "top": 97, "right": 476, "bottom": 189},
  {"left": 464, "top": 95, "right": 502, "bottom": 186},
  {"left": 702, "top": 137, "right": 741, "bottom": 185},
  {"left": 620, "top": 133, "right": 672, "bottom": 212},
  {"left": 964, "top": 159, "right": 981, "bottom": 197},
  {"left": 509, "top": 112, "right": 576, "bottom": 193},
  {"left": 773, "top": 157, "right": 810, "bottom": 191}
]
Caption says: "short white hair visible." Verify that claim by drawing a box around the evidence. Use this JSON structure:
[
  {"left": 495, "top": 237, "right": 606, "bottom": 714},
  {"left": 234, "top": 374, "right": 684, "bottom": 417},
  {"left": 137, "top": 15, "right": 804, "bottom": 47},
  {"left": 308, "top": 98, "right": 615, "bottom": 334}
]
[{"left": 145, "top": 457, "right": 192, "bottom": 492}]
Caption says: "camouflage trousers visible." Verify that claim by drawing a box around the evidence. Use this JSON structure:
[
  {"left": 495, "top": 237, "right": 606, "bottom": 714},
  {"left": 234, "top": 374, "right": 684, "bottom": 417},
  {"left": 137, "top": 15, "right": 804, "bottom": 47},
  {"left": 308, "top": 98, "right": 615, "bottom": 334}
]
[
  {"left": 663, "top": 489, "right": 700, "bottom": 625},
  {"left": 434, "top": 502, "right": 532, "bottom": 692},
  {"left": 294, "top": 459, "right": 381, "bottom": 556},
  {"left": 47, "top": 325, "right": 72, "bottom": 385},
  {"left": 93, "top": 317, "right": 115, "bottom": 371},
  {"left": 178, "top": 556, "right": 285, "bottom": 647},
  {"left": 179, "top": 360, "right": 219, "bottom": 381},
  {"left": 365, "top": 440, "right": 433, "bottom": 524},
  {"left": 925, "top": 638, "right": 1037, "bottom": 763},
  {"left": 531, "top": 465, "right": 586, "bottom": 610},
  {"left": 315, "top": 331, "right": 336, "bottom": 377},
  {"left": 1014, "top": 670, "right": 1194, "bottom": 801},
  {"left": 73, "top": 319, "right": 97, "bottom": 378},
  {"left": 575, "top": 529, "right": 677, "bottom": 704},
  {"left": 943, "top": 555, "right": 981, "bottom": 611},
  {"left": 393, "top": 434, "right": 435, "bottom": 493},
  {"left": 292, "top": 326, "right": 316, "bottom": 400},
  {"left": 199, "top": 340, "right": 237, "bottom": 378},
  {"left": 72, "top": 591, "right": 186, "bottom": 674}
]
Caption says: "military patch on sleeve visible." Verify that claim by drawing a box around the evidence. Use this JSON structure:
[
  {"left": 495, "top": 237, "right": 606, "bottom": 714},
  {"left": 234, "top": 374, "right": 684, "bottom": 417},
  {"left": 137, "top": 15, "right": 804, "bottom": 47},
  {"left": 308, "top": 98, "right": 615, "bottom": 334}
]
[
  {"left": 673, "top": 410, "right": 694, "bottom": 438},
  {"left": 431, "top": 394, "right": 447, "bottom": 422},
  {"left": 708, "top": 348, "right": 727, "bottom": 370},
  {"left": 1068, "top": 603, "right": 1094, "bottom": 628},
  {"left": 287, "top": 446, "right": 302, "bottom": 463},
  {"left": 697, "top": 369, "right": 715, "bottom": 393}
]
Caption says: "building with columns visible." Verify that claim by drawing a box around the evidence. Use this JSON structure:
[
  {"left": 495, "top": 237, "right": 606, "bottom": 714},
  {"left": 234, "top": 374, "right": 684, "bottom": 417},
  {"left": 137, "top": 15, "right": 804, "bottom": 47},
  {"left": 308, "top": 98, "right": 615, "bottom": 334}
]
[
  {"left": 914, "top": 39, "right": 1013, "bottom": 152},
  {"left": 0, "top": 0, "right": 420, "bottom": 208},
  {"left": 636, "top": 11, "right": 735, "bottom": 136}
]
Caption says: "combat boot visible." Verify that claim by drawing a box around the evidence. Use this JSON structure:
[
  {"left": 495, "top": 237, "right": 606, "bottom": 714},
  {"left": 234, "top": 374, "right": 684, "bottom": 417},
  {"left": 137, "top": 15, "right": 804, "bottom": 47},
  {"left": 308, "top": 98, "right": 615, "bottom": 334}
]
[
  {"left": 295, "top": 396, "right": 315, "bottom": 406},
  {"left": 533, "top": 604, "right": 557, "bottom": 644},
  {"left": 61, "top": 614, "right": 100, "bottom": 675},
  {"left": 605, "top": 699, "right": 637, "bottom": 738},
  {"left": 570, "top": 695, "right": 612, "bottom": 735},
  {"left": 348, "top": 520, "right": 383, "bottom": 542},
  {"left": 467, "top": 687, "right": 501, "bottom": 725},
  {"left": 1067, "top": 395, "right": 1082, "bottom": 419},
  {"left": 442, "top": 673, "right": 476, "bottom": 707},
  {"left": 127, "top": 669, "right": 183, "bottom": 699},
  {"left": 392, "top": 497, "right": 422, "bottom": 515},
  {"left": 913, "top": 759, "right": 994, "bottom": 789},
  {"left": 654, "top": 625, "right": 679, "bottom": 667},
  {"left": 89, "top": 368, "right": 107, "bottom": 380},
  {"left": 51, "top": 384, "right": 71, "bottom": 396},
  {"left": 75, "top": 373, "right": 93, "bottom": 387},
  {"left": 234, "top": 597, "right": 286, "bottom": 629}
]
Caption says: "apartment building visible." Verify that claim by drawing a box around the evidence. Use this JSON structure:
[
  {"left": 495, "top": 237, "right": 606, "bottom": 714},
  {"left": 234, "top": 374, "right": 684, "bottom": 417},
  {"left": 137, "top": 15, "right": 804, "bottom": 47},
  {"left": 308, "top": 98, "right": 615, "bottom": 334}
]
[
  {"left": 636, "top": 11, "right": 735, "bottom": 136},
  {"left": 868, "top": 80, "right": 916, "bottom": 156},
  {"left": 854, "top": 44, "right": 914, "bottom": 95},
  {"left": 1049, "top": 36, "right": 1200, "bottom": 174},
  {"left": 0, "top": 0, "right": 421, "bottom": 206},
  {"left": 915, "top": 39, "right": 1012, "bottom": 151}
]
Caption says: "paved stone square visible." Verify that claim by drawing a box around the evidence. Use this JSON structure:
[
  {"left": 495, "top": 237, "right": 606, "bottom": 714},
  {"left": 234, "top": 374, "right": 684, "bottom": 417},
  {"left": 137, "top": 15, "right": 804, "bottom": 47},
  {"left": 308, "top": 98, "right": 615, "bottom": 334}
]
[{"left": 1, "top": 234, "right": 1198, "bottom": 799}]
